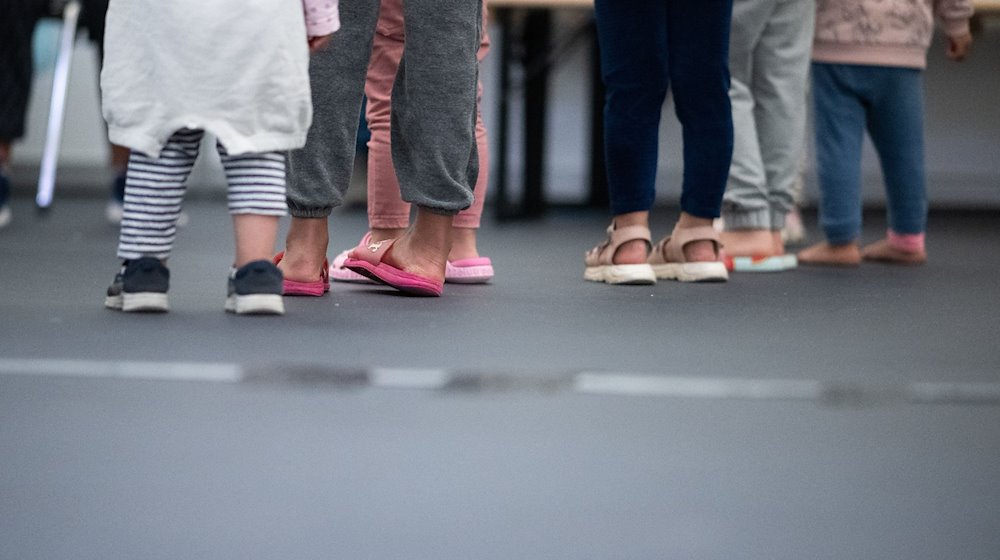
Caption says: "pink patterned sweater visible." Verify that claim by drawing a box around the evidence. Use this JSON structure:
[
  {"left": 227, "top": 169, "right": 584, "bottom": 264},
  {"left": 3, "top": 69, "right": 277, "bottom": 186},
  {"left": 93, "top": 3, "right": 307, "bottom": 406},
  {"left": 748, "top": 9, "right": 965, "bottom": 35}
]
[
  {"left": 813, "top": 0, "right": 974, "bottom": 69},
  {"left": 303, "top": 0, "right": 340, "bottom": 37}
]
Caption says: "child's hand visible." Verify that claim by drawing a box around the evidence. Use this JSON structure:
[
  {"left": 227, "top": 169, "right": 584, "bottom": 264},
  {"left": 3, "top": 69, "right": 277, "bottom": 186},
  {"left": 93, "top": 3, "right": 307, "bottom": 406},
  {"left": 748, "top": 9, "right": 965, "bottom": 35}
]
[
  {"left": 308, "top": 35, "right": 331, "bottom": 54},
  {"left": 946, "top": 33, "right": 972, "bottom": 61}
]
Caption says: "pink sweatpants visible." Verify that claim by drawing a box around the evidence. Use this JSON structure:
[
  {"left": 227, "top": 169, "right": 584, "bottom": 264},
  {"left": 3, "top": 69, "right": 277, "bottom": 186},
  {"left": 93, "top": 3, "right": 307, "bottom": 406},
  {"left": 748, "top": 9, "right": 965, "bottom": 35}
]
[{"left": 364, "top": 0, "right": 490, "bottom": 230}]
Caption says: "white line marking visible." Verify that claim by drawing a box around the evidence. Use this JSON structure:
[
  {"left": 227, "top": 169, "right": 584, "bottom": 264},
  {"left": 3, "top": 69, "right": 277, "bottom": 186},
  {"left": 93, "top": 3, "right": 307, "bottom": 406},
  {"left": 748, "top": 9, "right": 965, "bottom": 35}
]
[
  {"left": 0, "top": 359, "right": 244, "bottom": 383},
  {"left": 907, "top": 382, "right": 1000, "bottom": 404},
  {"left": 574, "top": 372, "right": 824, "bottom": 400},
  {"left": 2, "top": 360, "right": 998, "bottom": 406},
  {"left": 370, "top": 368, "right": 451, "bottom": 389}
]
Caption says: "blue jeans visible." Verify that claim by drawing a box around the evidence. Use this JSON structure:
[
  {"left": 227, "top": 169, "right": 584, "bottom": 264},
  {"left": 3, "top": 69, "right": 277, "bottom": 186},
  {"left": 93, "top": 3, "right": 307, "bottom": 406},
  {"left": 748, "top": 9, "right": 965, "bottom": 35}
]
[
  {"left": 594, "top": 0, "right": 733, "bottom": 218},
  {"left": 812, "top": 63, "right": 927, "bottom": 244}
]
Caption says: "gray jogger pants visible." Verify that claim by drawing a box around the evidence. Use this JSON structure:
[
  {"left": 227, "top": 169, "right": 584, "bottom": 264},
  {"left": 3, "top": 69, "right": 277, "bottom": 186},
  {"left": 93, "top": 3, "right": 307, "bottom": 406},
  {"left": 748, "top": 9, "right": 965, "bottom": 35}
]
[
  {"left": 722, "top": 0, "right": 814, "bottom": 231},
  {"left": 286, "top": 0, "right": 482, "bottom": 218}
]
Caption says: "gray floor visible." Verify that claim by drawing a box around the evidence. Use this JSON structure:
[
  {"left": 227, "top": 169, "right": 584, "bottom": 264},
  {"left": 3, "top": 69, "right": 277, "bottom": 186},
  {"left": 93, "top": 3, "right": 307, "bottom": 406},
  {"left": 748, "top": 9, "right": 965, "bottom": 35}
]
[{"left": 2, "top": 194, "right": 999, "bottom": 559}]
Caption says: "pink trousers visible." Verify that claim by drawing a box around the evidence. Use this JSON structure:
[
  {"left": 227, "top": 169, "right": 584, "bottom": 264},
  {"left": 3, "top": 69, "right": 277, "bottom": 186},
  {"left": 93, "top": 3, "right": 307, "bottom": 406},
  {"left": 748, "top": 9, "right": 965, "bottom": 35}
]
[{"left": 364, "top": 0, "right": 490, "bottom": 230}]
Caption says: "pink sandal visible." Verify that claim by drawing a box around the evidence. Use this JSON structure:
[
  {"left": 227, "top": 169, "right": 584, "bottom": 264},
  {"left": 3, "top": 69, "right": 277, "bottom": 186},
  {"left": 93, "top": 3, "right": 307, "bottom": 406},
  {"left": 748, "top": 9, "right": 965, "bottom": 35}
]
[
  {"left": 273, "top": 251, "right": 330, "bottom": 296},
  {"left": 342, "top": 233, "right": 444, "bottom": 297},
  {"left": 648, "top": 225, "right": 729, "bottom": 282},
  {"left": 445, "top": 257, "right": 494, "bottom": 284}
]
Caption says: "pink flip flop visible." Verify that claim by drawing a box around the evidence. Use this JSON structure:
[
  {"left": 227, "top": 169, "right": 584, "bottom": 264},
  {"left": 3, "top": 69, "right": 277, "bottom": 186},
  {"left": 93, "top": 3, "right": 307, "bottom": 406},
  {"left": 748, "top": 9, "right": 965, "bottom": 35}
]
[
  {"left": 272, "top": 251, "right": 330, "bottom": 296},
  {"left": 342, "top": 234, "right": 444, "bottom": 297}
]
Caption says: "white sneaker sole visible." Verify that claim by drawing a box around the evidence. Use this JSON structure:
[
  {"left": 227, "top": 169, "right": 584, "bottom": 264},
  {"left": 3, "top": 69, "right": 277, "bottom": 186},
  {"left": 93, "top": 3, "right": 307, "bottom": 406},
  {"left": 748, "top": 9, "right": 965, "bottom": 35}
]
[
  {"left": 225, "top": 293, "right": 285, "bottom": 315},
  {"left": 585, "top": 264, "right": 657, "bottom": 285},
  {"left": 107, "top": 292, "right": 170, "bottom": 312},
  {"left": 651, "top": 262, "right": 729, "bottom": 283}
]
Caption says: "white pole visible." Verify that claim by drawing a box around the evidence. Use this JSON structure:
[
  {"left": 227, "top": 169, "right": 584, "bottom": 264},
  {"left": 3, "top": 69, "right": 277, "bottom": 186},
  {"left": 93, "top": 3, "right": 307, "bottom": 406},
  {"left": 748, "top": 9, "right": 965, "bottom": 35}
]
[{"left": 36, "top": 0, "right": 82, "bottom": 210}]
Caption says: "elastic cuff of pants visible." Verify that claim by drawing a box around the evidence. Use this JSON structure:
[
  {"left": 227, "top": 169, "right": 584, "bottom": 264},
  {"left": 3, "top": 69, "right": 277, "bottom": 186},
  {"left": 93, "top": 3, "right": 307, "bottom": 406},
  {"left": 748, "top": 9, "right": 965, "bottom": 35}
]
[
  {"left": 771, "top": 211, "right": 787, "bottom": 232},
  {"left": 288, "top": 206, "right": 334, "bottom": 219},
  {"left": 888, "top": 230, "right": 925, "bottom": 253},
  {"left": 452, "top": 216, "right": 482, "bottom": 229},
  {"left": 418, "top": 204, "right": 461, "bottom": 217},
  {"left": 722, "top": 208, "right": 771, "bottom": 230},
  {"left": 369, "top": 215, "right": 410, "bottom": 230},
  {"left": 229, "top": 209, "right": 287, "bottom": 217}
]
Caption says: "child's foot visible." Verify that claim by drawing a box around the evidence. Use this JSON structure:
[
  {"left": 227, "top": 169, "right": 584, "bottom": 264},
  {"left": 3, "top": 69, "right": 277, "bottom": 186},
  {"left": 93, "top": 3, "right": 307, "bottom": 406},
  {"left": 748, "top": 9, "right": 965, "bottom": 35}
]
[
  {"left": 861, "top": 238, "right": 927, "bottom": 265},
  {"left": 105, "top": 257, "right": 170, "bottom": 312},
  {"left": 721, "top": 230, "right": 797, "bottom": 272},
  {"left": 648, "top": 224, "right": 728, "bottom": 283},
  {"left": 584, "top": 222, "right": 656, "bottom": 285},
  {"left": 719, "top": 229, "right": 779, "bottom": 257},
  {"left": 226, "top": 260, "right": 285, "bottom": 315},
  {"left": 449, "top": 227, "right": 480, "bottom": 261},
  {"left": 332, "top": 228, "right": 495, "bottom": 284},
  {"left": 798, "top": 242, "right": 861, "bottom": 267}
]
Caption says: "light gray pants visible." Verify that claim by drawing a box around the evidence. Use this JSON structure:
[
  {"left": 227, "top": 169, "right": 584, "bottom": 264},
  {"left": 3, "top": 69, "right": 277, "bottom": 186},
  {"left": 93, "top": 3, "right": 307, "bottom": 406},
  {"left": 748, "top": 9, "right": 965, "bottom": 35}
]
[
  {"left": 286, "top": 0, "right": 482, "bottom": 218},
  {"left": 722, "top": 0, "right": 814, "bottom": 231}
]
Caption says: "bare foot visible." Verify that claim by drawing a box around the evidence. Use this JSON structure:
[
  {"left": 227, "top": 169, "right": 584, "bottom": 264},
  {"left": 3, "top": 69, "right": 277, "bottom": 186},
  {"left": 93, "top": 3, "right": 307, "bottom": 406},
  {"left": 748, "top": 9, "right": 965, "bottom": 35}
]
[
  {"left": 278, "top": 218, "right": 329, "bottom": 282},
  {"left": 370, "top": 227, "right": 406, "bottom": 244},
  {"left": 377, "top": 211, "right": 452, "bottom": 284},
  {"left": 798, "top": 242, "right": 861, "bottom": 267},
  {"left": 681, "top": 239, "right": 718, "bottom": 262},
  {"left": 861, "top": 238, "right": 927, "bottom": 265},
  {"left": 381, "top": 235, "right": 448, "bottom": 284},
  {"left": 674, "top": 213, "right": 722, "bottom": 262},
  {"left": 720, "top": 229, "right": 779, "bottom": 257},
  {"left": 449, "top": 227, "right": 481, "bottom": 262},
  {"left": 613, "top": 239, "right": 650, "bottom": 265}
]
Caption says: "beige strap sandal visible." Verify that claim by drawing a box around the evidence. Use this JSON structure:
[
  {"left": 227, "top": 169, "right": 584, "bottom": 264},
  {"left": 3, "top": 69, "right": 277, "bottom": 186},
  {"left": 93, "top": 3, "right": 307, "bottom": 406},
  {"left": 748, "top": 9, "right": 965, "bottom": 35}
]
[
  {"left": 648, "top": 225, "right": 729, "bottom": 282},
  {"left": 584, "top": 223, "right": 656, "bottom": 285}
]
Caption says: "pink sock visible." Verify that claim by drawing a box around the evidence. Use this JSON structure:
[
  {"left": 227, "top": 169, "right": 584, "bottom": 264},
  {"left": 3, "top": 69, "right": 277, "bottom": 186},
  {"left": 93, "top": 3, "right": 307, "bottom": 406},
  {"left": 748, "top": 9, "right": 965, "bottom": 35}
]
[{"left": 888, "top": 230, "right": 925, "bottom": 253}]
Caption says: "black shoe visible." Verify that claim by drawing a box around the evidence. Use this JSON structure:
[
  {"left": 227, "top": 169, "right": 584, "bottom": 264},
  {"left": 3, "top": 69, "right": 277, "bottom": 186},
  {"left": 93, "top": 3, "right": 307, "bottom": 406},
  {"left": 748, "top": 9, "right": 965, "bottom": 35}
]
[
  {"left": 225, "top": 260, "right": 284, "bottom": 315},
  {"left": 0, "top": 173, "right": 11, "bottom": 229},
  {"left": 105, "top": 257, "right": 170, "bottom": 312}
]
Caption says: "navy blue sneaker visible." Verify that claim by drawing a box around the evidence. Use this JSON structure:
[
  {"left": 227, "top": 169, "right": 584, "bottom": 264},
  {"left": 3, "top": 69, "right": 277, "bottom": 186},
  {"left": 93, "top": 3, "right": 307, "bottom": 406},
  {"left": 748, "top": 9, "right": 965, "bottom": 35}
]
[
  {"left": 105, "top": 257, "right": 170, "bottom": 312},
  {"left": 225, "top": 260, "right": 284, "bottom": 315},
  {"left": 0, "top": 173, "right": 11, "bottom": 229}
]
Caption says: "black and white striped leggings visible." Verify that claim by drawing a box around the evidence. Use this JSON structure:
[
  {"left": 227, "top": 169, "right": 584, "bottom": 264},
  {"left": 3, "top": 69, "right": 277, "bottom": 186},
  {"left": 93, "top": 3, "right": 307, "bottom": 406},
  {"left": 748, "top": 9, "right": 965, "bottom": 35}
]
[{"left": 117, "top": 129, "right": 287, "bottom": 260}]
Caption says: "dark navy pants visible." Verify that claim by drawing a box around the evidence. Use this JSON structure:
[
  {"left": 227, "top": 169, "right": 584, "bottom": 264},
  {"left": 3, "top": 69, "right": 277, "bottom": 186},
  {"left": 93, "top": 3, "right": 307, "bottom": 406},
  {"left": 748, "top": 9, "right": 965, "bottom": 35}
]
[{"left": 594, "top": 0, "right": 734, "bottom": 219}]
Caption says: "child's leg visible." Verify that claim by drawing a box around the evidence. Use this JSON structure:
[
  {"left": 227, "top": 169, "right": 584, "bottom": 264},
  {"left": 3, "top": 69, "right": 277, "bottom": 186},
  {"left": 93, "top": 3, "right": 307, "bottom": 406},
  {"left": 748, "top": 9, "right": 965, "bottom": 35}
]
[
  {"left": 218, "top": 146, "right": 287, "bottom": 314},
  {"left": 864, "top": 67, "right": 927, "bottom": 263},
  {"left": 216, "top": 146, "right": 287, "bottom": 266},
  {"left": 364, "top": 0, "right": 410, "bottom": 236},
  {"left": 722, "top": 0, "right": 772, "bottom": 246},
  {"left": 116, "top": 129, "right": 202, "bottom": 260},
  {"left": 724, "top": 0, "right": 814, "bottom": 259},
  {"left": 812, "top": 63, "right": 865, "bottom": 245},
  {"left": 449, "top": 7, "right": 491, "bottom": 260},
  {"left": 666, "top": 0, "right": 734, "bottom": 264},
  {"left": 364, "top": 0, "right": 491, "bottom": 261},
  {"left": 798, "top": 63, "right": 864, "bottom": 265}
]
